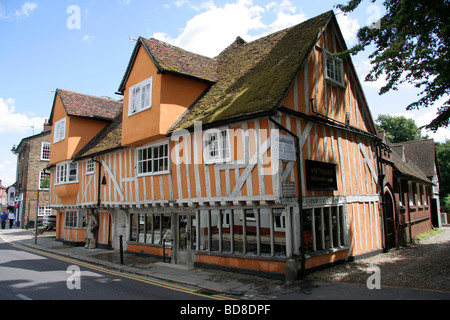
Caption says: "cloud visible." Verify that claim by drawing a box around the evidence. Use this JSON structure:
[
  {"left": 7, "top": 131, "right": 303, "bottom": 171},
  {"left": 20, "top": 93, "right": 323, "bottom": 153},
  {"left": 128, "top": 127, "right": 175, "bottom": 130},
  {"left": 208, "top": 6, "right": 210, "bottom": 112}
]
[
  {"left": 15, "top": 2, "right": 38, "bottom": 18},
  {"left": 82, "top": 34, "right": 95, "bottom": 44},
  {"left": 0, "top": 98, "right": 46, "bottom": 135},
  {"left": 336, "top": 11, "right": 360, "bottom": 47},
  {"left": 156, "top": 0, "right": 307, "bottom": 57},
  {"left": 1, "top": 1, "right": 38, "bottom": 20}
]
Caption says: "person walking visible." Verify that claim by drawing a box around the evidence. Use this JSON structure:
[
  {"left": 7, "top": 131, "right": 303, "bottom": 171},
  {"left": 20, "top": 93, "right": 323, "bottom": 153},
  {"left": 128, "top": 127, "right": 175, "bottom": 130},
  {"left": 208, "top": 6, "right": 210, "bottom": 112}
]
[
  {"left": 1, "top": 212, "right": 8, "bottom": 229},
  {"left": 8, "top": 211, "right": 15, "bottom": 229}
]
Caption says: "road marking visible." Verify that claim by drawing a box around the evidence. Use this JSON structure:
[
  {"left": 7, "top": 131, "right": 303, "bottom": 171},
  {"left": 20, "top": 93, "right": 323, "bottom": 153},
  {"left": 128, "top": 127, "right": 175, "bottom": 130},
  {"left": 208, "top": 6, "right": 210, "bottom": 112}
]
[
  {"left": 0, "top": 234, "right": 234, "bottom": 300},
  {"left": 16, "top": 294, "right": 32, "bottom": 300}
]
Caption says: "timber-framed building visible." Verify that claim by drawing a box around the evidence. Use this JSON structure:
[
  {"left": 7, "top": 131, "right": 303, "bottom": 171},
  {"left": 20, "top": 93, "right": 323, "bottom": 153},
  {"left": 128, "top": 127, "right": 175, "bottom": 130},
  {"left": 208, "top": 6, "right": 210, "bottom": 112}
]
[{"left": 47, "top": 11, "right": 433, "bottom": 280}]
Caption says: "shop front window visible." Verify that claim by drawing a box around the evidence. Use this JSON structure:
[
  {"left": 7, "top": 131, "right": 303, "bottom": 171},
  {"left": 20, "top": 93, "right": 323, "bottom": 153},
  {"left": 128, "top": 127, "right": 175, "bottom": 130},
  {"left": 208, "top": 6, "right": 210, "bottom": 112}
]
[
  {"left": 198, "top": 207, "right": 288, "bottom": 258},
  {"left": 130, "top": 213, "right": 171, "bottom": 246},
  {"left": 303, "top": 205, "right": 346, "bottom": 253}
]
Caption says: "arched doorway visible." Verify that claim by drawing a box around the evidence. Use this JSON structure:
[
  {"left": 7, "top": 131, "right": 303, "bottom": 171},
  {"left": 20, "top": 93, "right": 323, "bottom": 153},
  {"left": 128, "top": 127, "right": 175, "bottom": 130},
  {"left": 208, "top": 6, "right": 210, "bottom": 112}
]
[{"left": 384, "top": 190, "right": 396, "bottom": 250}]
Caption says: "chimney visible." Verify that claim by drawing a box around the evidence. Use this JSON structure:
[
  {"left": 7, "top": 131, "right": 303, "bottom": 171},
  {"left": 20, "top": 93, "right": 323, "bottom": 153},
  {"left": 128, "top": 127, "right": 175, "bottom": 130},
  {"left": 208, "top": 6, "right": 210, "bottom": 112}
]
[{"left": 43, "top": 119, "right": 51, "bottom": 132}]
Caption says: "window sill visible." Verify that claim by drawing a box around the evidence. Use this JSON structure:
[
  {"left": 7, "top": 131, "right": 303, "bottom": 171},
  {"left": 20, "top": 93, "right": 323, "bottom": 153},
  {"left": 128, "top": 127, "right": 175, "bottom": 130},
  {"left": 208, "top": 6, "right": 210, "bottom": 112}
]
[
  {"left": 137, "top": 170, "right": 170, "bottom": 178},
  {"left": 55, "top": 181, "right": 79, "bottom": 186},
  {"left": 325, "top": 78, "right": 345, "bottom": 89},
  {"left": 128, "top": 106, "right": 152, "bottom": 117}
]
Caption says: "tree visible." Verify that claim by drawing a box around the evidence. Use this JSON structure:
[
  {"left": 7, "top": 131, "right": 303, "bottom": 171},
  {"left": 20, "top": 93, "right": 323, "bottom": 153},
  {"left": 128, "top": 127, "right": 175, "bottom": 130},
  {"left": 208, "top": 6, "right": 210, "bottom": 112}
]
[
  {"left": 435, "top": 140, "right": 450, "bottom": 208},
  {"left": 336, "top": 0, "right": 450, "bottom": 131},
  {"left": 375, "top": 114, "right": 427, "bottom": 143}
]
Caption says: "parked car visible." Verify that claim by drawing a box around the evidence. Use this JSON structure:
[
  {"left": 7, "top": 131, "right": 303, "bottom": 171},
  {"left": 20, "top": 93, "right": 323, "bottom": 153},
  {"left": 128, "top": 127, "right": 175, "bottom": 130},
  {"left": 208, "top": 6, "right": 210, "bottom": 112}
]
[{"left": 42, "top": 215, "right": 56, "bottom": 230}]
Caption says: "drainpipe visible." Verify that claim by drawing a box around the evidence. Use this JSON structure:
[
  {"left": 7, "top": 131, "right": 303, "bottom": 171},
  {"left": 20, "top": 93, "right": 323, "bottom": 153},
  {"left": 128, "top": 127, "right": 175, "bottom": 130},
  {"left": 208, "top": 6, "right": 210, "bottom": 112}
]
[
  {"left": 269, "top": 117, "right": 306, "bottom": 279},
  {"left": 92, "top": 157, "right": 103, "bottom": 207}
]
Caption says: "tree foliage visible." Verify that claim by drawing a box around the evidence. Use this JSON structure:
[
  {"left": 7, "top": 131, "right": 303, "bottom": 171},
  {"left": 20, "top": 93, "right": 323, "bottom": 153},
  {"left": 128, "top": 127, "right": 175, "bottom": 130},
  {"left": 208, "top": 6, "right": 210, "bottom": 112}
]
[
  {"left": 436, "top": 140, "right": 450, "bottom": 208},
  {"left": 376, "top": 114, "right": 427, "bottom": 143},
  {"left": 337, "top": 0, "right": 450, "bottom": 131}
]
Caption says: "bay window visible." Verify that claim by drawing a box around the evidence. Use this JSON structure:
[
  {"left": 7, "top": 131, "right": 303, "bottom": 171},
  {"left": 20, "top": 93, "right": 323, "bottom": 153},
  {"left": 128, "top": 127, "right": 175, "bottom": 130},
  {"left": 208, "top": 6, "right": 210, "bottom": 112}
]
[{"left": 56, "top": 162, "right": 78, "bottom": 184}]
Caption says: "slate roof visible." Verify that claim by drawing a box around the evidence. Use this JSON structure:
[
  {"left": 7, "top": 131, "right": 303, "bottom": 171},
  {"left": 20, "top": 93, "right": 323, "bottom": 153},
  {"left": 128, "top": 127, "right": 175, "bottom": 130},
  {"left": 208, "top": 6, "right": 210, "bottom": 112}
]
[
  {"left": 50, "top": 89, "right": 122, "bottom": 123},
  {"left": 168, "top": 11, "right": 333, "bottom": 132}
]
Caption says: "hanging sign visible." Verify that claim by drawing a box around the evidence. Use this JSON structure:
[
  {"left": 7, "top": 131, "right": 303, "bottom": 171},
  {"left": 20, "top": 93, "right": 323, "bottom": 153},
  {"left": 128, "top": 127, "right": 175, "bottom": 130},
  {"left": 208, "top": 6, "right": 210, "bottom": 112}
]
[{"left": 305, "top": 160, "right": 338, "bottom": 191}]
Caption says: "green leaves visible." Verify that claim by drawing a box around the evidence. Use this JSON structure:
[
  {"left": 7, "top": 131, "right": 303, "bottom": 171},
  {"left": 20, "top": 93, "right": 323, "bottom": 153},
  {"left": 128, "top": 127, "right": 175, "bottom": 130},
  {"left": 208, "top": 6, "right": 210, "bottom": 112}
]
[{"left": 337, "top": 0, "right": 450, "bottom": 131}]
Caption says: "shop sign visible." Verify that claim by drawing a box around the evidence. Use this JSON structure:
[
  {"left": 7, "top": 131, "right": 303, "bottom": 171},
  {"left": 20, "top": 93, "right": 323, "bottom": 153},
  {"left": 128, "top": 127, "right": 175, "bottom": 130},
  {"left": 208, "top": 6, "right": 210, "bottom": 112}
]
[{"left": 305, "top": 160, "right": 338, "bottom": 191}]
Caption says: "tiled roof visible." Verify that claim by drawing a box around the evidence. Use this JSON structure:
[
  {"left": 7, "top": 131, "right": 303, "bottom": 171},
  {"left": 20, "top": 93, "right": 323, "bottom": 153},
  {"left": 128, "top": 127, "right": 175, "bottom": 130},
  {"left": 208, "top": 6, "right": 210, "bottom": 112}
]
[
  {"left": 390, "top": 149, "right": 432, "bottom": 184},
  {"left": 396, "top": 139, "right": 438, "bottom": 178},
  {"left": 378, "top": 131, "right": 433, "bottom": 184},
  {"left": 140, "top": 37, "right": 217, "bottom": 83},
  {"left": 53, "top": 89, "right": 122, "bottom": 122},
  {"left": 169, "top": 10, "right": 333, "bottom": 132}
]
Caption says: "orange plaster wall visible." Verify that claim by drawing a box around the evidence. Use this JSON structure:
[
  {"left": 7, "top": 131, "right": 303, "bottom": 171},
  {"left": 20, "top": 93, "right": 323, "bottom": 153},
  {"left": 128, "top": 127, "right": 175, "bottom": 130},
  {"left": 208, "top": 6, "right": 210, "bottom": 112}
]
[
  {"left": 196, "top": 254, "right": 286, "bottom": 275},
  {"left": 50, "top": 94, "right": 110, "bottom": 165},
  {"left": 122, "top": 45, "right": 210, "bottom": 147}
]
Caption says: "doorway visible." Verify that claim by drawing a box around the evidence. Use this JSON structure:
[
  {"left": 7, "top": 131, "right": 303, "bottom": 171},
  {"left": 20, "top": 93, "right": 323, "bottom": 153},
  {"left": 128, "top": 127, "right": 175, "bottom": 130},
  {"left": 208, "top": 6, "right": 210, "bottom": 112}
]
[
  {"left": 384, "top": 191, "right": 396, "bottom": 250},
  {"left": 175, "top": 213, "right": 196, "bottom": 266}
]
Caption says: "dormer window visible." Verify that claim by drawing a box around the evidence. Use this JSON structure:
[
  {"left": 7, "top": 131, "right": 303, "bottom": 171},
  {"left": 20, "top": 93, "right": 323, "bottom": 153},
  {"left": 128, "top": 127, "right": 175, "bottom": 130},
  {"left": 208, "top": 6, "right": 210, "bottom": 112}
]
[{"left": 129, "top": 77, "right": 152, "bottom": 116}]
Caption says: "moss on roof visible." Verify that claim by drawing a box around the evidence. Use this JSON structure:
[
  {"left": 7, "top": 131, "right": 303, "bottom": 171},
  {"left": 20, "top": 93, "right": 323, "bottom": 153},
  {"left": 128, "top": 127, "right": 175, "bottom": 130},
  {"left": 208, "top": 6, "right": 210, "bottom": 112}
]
[{"left": 169, "top": 11, "right": 332, "bottom": 132}]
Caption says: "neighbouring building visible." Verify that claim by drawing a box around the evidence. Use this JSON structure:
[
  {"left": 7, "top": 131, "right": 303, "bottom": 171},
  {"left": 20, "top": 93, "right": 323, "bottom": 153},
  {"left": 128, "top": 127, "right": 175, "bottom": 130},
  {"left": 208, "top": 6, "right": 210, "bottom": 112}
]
[
  {"left": 378, "top": 131, "right": 435, "bottom": 248},
  {"left": 0, "top": 180, "right": 7, "bottom": 213},
  {"left": 12, "top": 121, "right": 52, "bottom": 228},
  {"left": 48, "top": 11, "right": 394, "bottom": 280},
  {"left": 397, "top": 139, "right": 444, "bottom": 226}
]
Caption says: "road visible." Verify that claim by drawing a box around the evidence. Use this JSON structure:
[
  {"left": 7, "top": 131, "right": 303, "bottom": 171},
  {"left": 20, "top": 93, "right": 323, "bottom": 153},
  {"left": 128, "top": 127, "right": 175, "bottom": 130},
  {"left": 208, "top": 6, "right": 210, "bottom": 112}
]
[{"left": 0, "top": 237, "right": 227, "bottom": 301}]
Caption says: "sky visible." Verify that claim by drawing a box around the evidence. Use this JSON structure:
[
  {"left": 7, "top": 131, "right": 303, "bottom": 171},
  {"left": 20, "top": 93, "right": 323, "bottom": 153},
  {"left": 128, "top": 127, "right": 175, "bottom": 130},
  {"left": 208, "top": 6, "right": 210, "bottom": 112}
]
[{"left": 0, "top": 0, "right": 449, "bottom": 187}]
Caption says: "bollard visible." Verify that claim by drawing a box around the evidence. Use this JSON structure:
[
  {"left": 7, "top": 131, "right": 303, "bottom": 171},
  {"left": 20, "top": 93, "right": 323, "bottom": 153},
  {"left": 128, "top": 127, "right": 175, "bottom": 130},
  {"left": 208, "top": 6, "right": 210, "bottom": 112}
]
[{"left": 119, "top": 235, "right": 124, "bottom": 265}]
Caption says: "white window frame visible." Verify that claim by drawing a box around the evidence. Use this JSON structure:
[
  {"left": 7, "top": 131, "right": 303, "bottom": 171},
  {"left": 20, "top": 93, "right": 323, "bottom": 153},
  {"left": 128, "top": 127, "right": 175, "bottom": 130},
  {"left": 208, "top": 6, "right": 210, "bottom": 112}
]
[
  {"left": 128, "top": 77, "right": 153, "bottom": 116},
  {"left": 56, "top": 162, "right": 79, "bottom": 184},
  {"left": 203, "top": 128, "right": 231, "bottom": 164},
  {"left": 39, "top": 171, "right": 49, "bottom": 190},
  {"left": 54, "top": 118, "right": 66, "bottom": 143},
  {"left": 417, "top": 183, "right": 422, "bottom": 206},
  {"left": 423, "top": 185, "right": 428, "bottom": 206},
  {"left": 408, "top": 181, "right": 416, "bottom": 207},
  {"left": 273, "top": 208, "right": 286, "bottom": 231},
  {"left": 41, "top": 142, "right": 51, "bottom": 161},
  {"left": 65, "top": 210, "right": 87, "bottom": 229},
  {"left": 324, "top": 51, "right": 345, "bottom": 87},
  {"left": 86, "top": 160, "right": 95, "bottom": 175},
  {"left": 136, "top": 142, "right": 170, "bottom": 176},
  {"left": 38, "top": 206, "right": 52, "bottom": 217}
]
